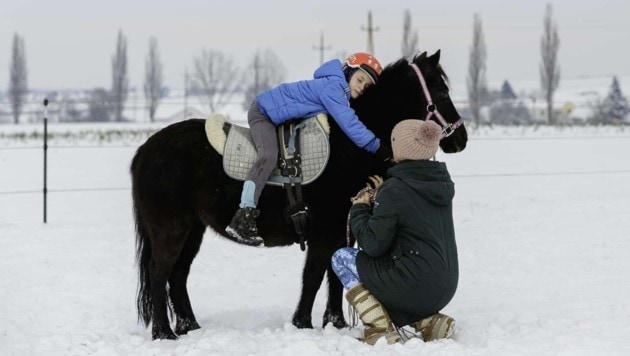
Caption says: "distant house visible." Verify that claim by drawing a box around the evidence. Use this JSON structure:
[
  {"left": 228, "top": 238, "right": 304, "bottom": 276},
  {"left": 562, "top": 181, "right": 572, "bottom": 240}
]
[{"left": 487, "top": 80, "right": 532, "bottom": 125}]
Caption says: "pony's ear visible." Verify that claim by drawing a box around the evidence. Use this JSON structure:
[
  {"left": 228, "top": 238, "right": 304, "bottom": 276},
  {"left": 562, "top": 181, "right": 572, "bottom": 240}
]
[{"left": 429, "top": 49, "right": 441, "bottom": 66}]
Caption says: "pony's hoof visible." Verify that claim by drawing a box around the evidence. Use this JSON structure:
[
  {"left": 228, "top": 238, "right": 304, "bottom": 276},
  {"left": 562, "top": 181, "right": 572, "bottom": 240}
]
[
  {"left": 175, "top": 320, "right": 201, "bottom": 335},
  {"left": 324, "top": 313, "right": 347, "bottom": 329},
  {"left": 152, "top": 329, "right": 178, "bottom": 340},
  {"left": 292, "top": 315, "right": 313, "bottom": 329}
]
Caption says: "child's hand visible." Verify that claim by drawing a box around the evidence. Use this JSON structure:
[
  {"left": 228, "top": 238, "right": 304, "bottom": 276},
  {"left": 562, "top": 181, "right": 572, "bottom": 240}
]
[{"left": 375, "top": 145, "right": 393, "bottom": 162}]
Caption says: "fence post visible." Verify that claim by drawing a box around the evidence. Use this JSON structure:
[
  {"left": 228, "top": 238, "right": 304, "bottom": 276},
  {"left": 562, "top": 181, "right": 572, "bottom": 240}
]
[{"left": 43, "top": 98, "right": 48, "bottom": 223}]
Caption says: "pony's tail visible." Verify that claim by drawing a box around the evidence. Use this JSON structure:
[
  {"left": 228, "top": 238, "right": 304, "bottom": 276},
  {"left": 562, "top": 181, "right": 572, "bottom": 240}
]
[{"left": 132, "top": 170, "right": 153, "bottom": 327}]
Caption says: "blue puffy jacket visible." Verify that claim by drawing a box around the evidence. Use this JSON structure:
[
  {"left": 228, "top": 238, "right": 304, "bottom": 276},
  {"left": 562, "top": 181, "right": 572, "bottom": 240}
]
[{"left": 256, "top": 59, "right": 380, "bottom": 153}]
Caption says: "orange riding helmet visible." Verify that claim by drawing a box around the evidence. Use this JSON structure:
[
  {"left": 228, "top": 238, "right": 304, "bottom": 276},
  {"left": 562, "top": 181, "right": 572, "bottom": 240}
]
[{"left": 344, "top": 52, "right": 383, "bottom": 84}]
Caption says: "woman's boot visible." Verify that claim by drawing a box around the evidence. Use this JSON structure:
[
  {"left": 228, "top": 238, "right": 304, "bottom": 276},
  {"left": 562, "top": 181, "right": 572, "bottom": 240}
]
[
  {"left": 345, "top": 283, "right": 401, "bottom": 345},
  {"left": 412, "top": 313, "right": 455, "bottom": 341}
]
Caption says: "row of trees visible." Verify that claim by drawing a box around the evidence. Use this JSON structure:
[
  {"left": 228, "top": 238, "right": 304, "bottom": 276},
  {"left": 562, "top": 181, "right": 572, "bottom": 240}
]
[
  {"left": 6, "top": 30, "right": 164, "bottom": 123},
  {"left": 5, "top": 5, "right": 629, "bottom": 124},
  {"left": 466, "top": 4, "right": 563, "bottom": 126},
  {"left": 5, "top": 28, "right": 290, "bottom": 123},
  {"left": 465, "top": 3, "right": 629, "bottom": 125}
]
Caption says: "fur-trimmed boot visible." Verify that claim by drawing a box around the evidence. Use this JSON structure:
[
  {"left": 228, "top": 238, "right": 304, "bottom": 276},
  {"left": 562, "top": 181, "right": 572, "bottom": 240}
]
[
  {"left": 412, "top": 313, "right": 455, "bottom": 341},
  {"left": 345, "top": 283, "right": 401, "bottom": 345}
]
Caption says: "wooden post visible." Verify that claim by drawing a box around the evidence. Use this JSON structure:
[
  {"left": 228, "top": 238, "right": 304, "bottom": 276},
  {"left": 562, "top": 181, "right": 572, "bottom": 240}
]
[{"left": 43, "top": 98, "right": 48, "bottom": 223}]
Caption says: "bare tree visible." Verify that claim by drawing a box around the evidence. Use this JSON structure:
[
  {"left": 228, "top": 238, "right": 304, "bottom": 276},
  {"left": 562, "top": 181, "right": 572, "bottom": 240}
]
[
  {"left": 467, "top": 13, "right": 488, "bottom": 127},
  {"left": 241, "top": 49, "right": 287, "bottom": 110},
  {"left": 540, "top": 3, "right": 560, "bottom": 125},
  {"left": 111, "top": 30, "right": 129, "bottom": 122},
  {"left": 401, "top": 9, "right": 418, "bottom": 59},
  {"left": 191, "top": 49, "right": 242, "bottom": 113},
  {"left": 143, "top": 37, "right": 163, "bottom": 122},
  {"left": 9, "top": 33, "right": 28, "bottom": 124}
]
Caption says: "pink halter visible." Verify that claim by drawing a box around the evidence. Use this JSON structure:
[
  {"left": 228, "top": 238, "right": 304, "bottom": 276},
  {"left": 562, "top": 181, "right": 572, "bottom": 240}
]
[{"left": 409, "top": 62, "right": 463, "bottom": 138}]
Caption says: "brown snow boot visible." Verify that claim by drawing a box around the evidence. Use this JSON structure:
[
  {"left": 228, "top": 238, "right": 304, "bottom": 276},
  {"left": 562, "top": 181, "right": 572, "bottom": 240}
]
[
  {"left": 412, "top": 313, "right": 455, "bottom": 341},
  {"left": 345, "top": 283, "right": 401, "bottom": 345}
]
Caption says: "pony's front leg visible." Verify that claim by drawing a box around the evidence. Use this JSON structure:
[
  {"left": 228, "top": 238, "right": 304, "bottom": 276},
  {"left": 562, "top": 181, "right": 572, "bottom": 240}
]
[
  {"left": 291, "top": 235, "right": 347, "bottom": 329},
  {"left": 323, "top": 262, "right": 347, "bottom": 328},
  {"left": 291, "top": 238, "right": 329, "bottom": 329}
]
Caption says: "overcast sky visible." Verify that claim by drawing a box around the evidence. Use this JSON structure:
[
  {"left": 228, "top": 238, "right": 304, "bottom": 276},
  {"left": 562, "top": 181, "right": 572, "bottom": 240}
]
[{"left": 1, "top": 0, "right": 628, "bottom": 91}]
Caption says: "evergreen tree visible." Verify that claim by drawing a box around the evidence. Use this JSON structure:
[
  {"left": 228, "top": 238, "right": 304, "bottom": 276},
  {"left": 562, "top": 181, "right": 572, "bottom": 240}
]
[
  {"left": 500, "top": 80, "right": 517, "bottom": 100},
  {"left": 602, "top": 76, "right": 629, "bottom": 123}
]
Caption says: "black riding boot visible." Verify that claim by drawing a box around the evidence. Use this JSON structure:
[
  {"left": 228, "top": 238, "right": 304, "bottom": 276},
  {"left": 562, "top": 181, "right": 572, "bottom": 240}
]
[{"left": 226, "top": 207, "right": 264, "bottom": 246}]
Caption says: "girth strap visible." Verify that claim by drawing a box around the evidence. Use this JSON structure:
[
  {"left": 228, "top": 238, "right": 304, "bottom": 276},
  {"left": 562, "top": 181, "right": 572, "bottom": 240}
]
[{"left": 278, "top": 121, "right": 310, "bottom": 251}]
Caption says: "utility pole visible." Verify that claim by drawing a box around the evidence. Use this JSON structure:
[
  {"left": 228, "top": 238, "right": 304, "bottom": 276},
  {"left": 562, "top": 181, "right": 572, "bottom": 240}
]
[
  {"left": 253, "top": 53, "right": 261, "bottom": 93},
  {"left": 361, "top": 11, "right": 379, "bottom": 55},
  {"left": 184, "top": 68, "right": 188, "bottom": 119},
  {"left": 312, "top": 31, "right": 331, "bottom": 65}
]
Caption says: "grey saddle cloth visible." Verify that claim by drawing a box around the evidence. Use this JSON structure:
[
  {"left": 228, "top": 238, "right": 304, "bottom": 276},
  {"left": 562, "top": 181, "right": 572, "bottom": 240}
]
[{"left": 223, "top": 115, "right": 330, "bottom": 186}]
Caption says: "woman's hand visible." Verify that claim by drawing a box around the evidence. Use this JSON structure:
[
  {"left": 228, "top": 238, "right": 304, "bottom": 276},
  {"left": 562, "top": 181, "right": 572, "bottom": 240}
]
[
  {"left": 368, "top": 175, "right": 383, "bottom": 191},
  {"left": 350, "top": 175, "right": 384, "bottom": 205},
  {"left": 351, "top": 190, "right": 372, "bottom": 205}
]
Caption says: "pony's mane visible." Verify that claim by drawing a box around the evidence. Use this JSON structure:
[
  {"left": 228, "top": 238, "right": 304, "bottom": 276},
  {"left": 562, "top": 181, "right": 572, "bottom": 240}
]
[{"left": 388, "top": 52, "right": 448, "bottom": 79}]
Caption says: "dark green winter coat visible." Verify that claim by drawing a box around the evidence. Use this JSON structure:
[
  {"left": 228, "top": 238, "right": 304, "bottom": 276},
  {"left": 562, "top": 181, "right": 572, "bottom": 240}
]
[{"left": 350, "top": 159, "right": 459, "bottom": 327}]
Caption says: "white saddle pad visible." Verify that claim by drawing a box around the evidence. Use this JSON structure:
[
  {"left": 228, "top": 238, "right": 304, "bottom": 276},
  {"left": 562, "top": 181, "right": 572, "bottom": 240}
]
[{"left": 223, "top": 116, "right": 330, "bottom": 186}]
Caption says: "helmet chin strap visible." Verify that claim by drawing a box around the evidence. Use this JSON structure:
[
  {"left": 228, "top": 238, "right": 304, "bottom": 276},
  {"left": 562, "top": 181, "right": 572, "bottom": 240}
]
[{"left": 408, "top": 62, "right": 464, "bottom": 139}]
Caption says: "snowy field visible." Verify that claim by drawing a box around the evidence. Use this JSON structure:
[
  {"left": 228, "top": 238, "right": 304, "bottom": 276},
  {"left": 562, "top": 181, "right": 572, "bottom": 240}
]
[{"left": 1, "top": 123, "right": 630, "bottom": 355}]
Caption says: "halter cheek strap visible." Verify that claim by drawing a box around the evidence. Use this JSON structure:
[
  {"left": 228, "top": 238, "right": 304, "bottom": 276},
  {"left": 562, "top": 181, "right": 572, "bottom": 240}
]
[{"left": 409, "top": 62, "right": 464, "bottom": 138}]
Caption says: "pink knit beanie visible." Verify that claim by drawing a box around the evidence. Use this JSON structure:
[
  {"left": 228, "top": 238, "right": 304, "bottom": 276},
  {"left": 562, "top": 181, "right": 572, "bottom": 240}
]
[{"left": 391, "top": 120, "right": 442, "bottom": 161}]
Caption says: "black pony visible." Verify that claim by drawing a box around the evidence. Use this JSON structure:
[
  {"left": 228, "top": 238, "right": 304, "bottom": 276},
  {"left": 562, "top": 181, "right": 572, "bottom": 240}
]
[{"left": 131, "top": 50, "right": 467, "bottom": 340}]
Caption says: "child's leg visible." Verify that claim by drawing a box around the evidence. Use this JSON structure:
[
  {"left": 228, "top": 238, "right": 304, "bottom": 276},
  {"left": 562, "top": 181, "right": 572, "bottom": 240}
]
[
  {"left": 242, "top": 102, "right": 278, "bottom": 208},
  {"left": 331, "top": 247, "right": 361, "bottom": 290}
]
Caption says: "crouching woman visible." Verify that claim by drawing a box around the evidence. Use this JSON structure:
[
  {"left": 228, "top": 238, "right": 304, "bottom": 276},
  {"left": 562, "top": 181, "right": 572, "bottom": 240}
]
[{"left": 332, "top": 120, "right": 459, "bottom": 345}]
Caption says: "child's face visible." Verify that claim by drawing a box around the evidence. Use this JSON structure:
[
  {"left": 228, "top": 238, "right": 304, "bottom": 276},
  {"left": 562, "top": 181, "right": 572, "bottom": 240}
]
[{"left": 348, "top": 70, "right": 374, "bottom": 99}]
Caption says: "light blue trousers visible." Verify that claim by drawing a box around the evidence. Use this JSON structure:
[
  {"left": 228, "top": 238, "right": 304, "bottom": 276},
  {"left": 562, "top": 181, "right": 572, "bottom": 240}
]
[{"left": 331, "top": 247, "right": 361, "bottom": 290}]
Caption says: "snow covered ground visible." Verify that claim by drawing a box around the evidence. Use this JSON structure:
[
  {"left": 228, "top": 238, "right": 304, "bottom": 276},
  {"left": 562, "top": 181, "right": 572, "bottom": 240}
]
[{"left": 1, "top": 123, "right": 630, "bottom": 355}]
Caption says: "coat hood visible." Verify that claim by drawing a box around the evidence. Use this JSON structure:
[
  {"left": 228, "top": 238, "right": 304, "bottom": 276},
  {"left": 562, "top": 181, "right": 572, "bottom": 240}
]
[
  {"left": 387, "top": 160, "right": 454, "bottom": 206},
  {"left": 313, "top": 59, "right": 346, "bottom": 81}
]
